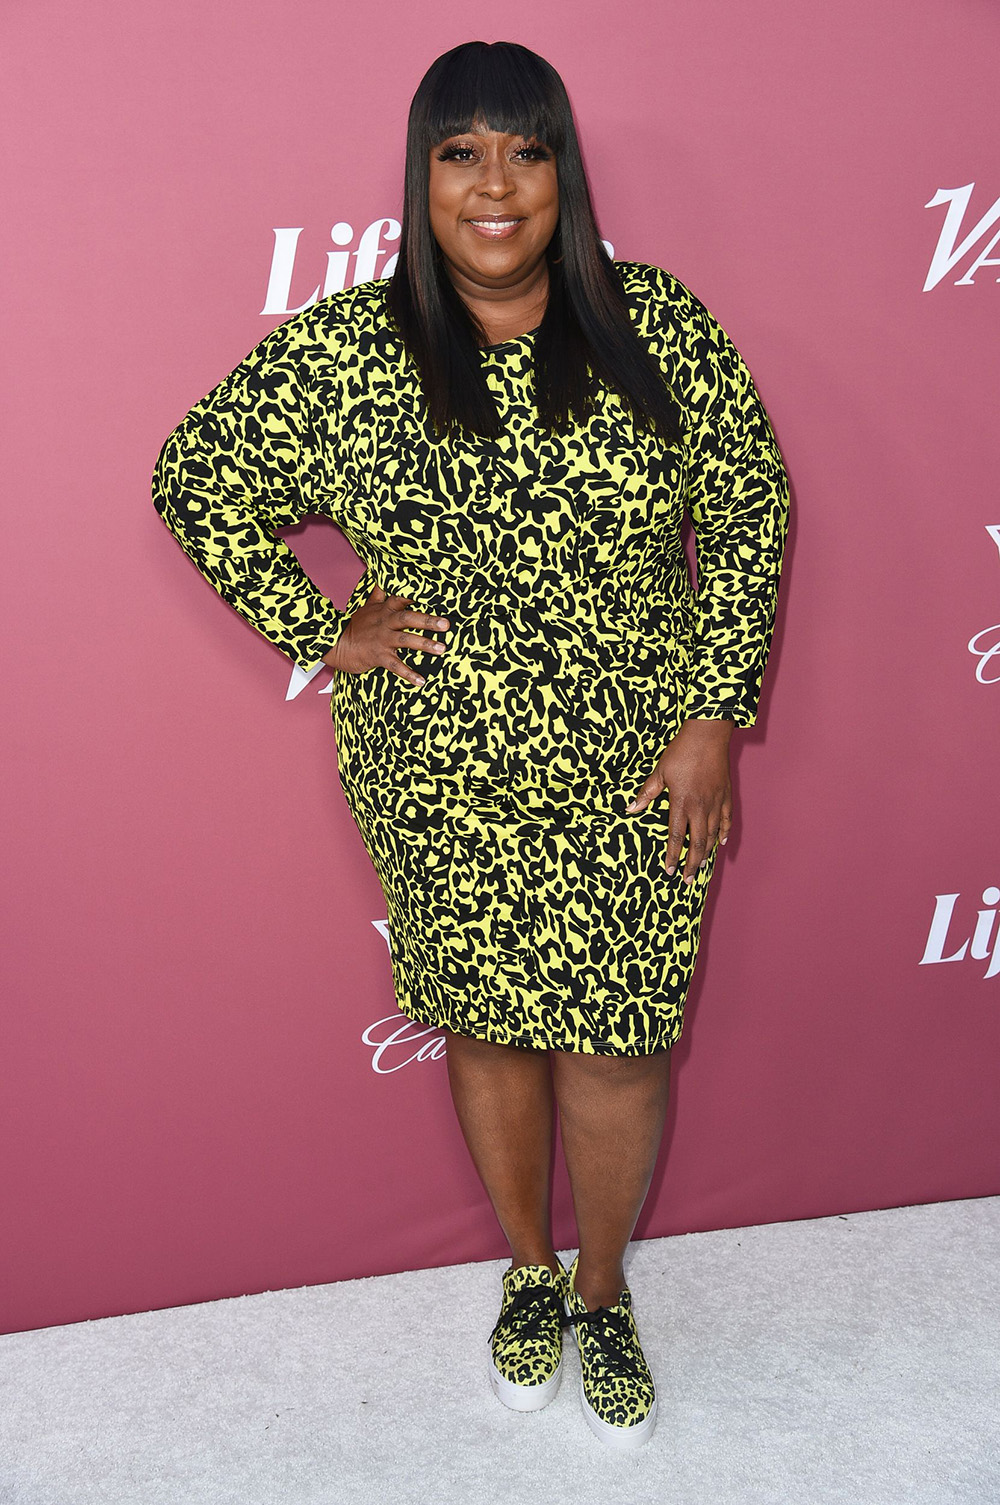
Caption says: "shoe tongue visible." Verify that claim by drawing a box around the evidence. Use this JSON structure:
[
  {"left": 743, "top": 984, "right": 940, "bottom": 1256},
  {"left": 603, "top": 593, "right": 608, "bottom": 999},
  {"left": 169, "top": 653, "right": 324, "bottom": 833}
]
[{"left": 508, "top": 1263, "right": 559, "bottom": 1293}]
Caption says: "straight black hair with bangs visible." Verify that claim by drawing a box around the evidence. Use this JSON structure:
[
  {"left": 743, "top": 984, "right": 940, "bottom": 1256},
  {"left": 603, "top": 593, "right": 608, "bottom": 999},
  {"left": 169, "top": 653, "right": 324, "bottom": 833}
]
[{"left": 387, "top": 40, "right": 684, "bottom": 446}]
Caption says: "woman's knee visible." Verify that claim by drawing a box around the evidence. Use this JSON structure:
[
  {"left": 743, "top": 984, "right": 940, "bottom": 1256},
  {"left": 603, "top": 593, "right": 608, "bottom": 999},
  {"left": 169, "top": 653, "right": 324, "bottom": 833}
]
[{"left": 551, "top": 1046, "right": 670, "bottom": 1087}]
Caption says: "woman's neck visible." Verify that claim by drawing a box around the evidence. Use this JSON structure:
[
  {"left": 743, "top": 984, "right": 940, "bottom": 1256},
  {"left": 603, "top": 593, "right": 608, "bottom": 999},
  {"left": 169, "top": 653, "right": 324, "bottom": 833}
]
[{"left": 452, "top": 262, "right": 550, "bottom": 348}]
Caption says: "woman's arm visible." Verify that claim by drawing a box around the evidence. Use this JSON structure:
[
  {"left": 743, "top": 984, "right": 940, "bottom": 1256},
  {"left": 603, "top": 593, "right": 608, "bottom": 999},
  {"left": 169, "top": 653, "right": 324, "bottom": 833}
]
[
  {"left": 151, "top": 317, "right": 347, "bottom": 671},
  {"left": 679, "top": 299, "right": 790, "bottom": 727},
  {"left": 625, "top": 282, "right": 790, "bottom": 879}
]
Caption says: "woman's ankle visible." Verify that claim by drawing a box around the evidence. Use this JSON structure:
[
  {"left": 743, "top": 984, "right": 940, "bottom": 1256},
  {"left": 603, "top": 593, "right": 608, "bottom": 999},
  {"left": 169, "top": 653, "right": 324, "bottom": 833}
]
[
  {"left": 508, "top": 1248, "right": 561, "bottom": 1276},
  {"left": 572, "top": 1260, "right": 626, "bottom": 1311}
]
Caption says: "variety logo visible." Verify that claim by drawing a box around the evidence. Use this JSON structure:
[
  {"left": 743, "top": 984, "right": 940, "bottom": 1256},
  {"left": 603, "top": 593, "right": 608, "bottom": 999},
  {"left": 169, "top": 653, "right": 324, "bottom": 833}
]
[
  {"left": 924, "top": 183, "right": 1000, "bottom": 290},
  {"left": 286, "top": 662, "right": 334, "bottom": 700},
  {"left": 968, "top": 525, "right": 1000, "bottom": 684},
  {"left": 919, "top": 888, "right": 1000, "bottom": 979}
]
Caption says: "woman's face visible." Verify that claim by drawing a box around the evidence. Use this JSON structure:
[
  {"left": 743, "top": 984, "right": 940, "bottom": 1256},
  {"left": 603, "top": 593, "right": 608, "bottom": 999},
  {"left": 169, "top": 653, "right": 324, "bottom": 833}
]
[{"left": 427, "top": 122, "right": 559, "bottom": 296}]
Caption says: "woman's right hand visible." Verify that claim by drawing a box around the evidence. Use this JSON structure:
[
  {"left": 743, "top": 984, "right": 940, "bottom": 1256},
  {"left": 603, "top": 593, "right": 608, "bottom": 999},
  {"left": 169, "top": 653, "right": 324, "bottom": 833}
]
[{"left": 321, "top": 583, "right": 450, "bottom": 687}]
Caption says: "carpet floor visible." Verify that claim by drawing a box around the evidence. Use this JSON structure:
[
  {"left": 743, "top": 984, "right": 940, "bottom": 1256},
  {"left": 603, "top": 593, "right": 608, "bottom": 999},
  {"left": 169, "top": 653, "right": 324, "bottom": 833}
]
[{"left": 1, "top": 1196, "right": 997, "bottom": 1504}]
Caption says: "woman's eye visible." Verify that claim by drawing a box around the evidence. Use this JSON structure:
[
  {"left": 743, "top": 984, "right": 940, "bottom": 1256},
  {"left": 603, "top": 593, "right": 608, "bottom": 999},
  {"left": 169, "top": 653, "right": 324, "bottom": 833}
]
[{"left": 435, "top": 142, "right": 551, "bottom": 163}]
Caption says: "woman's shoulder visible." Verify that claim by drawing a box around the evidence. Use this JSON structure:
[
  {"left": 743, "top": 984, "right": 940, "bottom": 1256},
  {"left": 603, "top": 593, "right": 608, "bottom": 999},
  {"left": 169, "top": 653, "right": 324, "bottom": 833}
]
[
  {"left": 614, "top": 260, "right": 712, "bottom": 332},
  {"left": 262, "top": 279, "right": 394, "bottom": 358},
  {"left": 311, "top": 277, "right": 392, "bottom": 332},
  {"left": 615, "top": 259, "right": 689, "bottom": 297},
  {"left": 614, "top": 259, "right": 742, "bottom": 371}
]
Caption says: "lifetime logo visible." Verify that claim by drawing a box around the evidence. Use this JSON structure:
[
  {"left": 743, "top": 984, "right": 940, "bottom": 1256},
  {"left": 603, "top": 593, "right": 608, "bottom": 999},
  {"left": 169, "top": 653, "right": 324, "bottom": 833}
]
[
  {"left": 262, "top": 219, "right": 617, "bottom": 316},
  {"left": 919, "top": 888, "right": 1000, "bottom": 979},
  {"left": 924, "top": 183, "right": 1000, "bottom": 290},
  {"left": 262, "top": 220, "right": 401, "bottom": 315}
]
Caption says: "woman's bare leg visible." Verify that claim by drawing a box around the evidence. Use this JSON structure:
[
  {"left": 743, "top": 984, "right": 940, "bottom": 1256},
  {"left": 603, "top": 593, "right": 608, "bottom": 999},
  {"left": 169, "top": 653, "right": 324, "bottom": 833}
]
[
  {"left": 551, "top": 1049, "right": 672, "bottom": 1310},
  {"left": 443, "top": 1028, "right": 560, "bottom": 1274}
]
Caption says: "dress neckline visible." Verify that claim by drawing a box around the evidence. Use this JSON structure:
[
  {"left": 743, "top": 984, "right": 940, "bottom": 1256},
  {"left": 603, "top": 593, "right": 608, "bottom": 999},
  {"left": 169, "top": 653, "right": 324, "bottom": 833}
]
[{"left": 481, "top": 325, "right": 541, "bottom": 353}]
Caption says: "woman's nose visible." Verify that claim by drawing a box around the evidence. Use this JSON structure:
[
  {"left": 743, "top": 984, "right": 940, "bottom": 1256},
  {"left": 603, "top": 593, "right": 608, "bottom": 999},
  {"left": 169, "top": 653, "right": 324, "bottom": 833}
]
[{"left": 475, "top": 151, "right": 514, "bottom": 197}]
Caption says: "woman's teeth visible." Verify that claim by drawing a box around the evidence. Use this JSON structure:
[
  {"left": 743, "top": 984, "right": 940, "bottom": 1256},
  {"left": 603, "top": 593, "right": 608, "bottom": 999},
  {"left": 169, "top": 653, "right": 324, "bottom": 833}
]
[{"left": 467, "top": 218, "right": 524, "bottom": 237}]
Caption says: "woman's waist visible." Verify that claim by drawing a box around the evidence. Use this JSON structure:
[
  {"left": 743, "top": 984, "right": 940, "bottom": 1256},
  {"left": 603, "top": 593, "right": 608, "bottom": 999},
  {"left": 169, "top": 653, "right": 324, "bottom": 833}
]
[{"left": 365, "top": 559, "right": 691, "bottom": 635}]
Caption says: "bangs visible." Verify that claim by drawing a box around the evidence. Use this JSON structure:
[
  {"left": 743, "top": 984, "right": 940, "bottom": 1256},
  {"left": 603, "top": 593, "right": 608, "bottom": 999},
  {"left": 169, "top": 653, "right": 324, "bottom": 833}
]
[
  {"left": 392, "top": 40, "right": 685, "bottom": 446},
  {"left": 416, "top": 41, "right": 567, "bottom": 153}
]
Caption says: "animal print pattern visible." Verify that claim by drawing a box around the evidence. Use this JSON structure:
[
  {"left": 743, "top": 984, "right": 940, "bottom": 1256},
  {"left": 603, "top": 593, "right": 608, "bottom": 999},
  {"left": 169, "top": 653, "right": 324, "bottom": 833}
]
[
  {"left": 489, "top": 1261, "right": 569, "bottom": 1395},
  {"left": 565, "top": 1254, "right": 656, "bottom": 1436},
  {"left": 151, "top": 262, "right": 789, "bottom": 1055}
]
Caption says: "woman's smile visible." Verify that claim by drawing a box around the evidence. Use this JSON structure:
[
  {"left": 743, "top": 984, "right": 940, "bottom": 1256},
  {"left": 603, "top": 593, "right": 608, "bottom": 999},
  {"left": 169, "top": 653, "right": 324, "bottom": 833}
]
[
  {"left": 465, "top": 215, "right": 526, "bottom": 239},
  {"left": 427, "top": 125, "right": 559, "bottom": 332}
]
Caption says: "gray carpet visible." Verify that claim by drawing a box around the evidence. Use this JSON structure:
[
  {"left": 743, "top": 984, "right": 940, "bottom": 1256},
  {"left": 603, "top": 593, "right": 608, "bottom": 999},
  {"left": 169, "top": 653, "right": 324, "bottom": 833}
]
[{"left": 1, "top": 1198, "right": 997, "bottom": 1504}]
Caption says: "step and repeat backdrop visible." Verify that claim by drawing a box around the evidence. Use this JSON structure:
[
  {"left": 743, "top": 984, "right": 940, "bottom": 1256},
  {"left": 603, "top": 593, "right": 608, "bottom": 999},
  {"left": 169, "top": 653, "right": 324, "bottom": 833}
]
[{"left": 3, "top": 0, "right": 998, "bottom": 1332}]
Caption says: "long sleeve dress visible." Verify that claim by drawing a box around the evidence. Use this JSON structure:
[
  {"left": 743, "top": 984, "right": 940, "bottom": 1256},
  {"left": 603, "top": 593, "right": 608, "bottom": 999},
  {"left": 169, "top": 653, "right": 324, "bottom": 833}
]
[{"left": 152, "top": 261, "right": 789, "bottom": 1055}]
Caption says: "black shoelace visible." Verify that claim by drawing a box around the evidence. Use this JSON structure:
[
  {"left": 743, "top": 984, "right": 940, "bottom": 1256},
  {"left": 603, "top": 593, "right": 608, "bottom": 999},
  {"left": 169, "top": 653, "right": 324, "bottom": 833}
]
[
  {"left": 490, "top": 1283, "right": 565, "bottom": 1347},
  {"left": 564, "top": 1304, "right": 647, "bottom": 1383}
]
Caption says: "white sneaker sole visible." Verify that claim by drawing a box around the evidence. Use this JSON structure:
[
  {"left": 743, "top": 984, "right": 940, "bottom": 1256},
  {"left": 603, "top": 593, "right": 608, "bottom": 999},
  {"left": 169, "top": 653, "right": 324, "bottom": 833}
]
[
  {"left": 564, "top": 1290, "right": 657, "bottom": 1448},
  {"left": 579, "top": 1381, "right": 657, "bottom": 1448},
  {"left": 487, "top": 1342, "right": 564, "bottom": 1412}
]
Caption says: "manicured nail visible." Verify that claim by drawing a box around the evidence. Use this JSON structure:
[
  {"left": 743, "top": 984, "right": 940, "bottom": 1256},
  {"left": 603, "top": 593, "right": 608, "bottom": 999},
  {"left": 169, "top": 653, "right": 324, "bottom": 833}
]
[{"left": 625, "top": 801, "right": 637, "bottom": 813}]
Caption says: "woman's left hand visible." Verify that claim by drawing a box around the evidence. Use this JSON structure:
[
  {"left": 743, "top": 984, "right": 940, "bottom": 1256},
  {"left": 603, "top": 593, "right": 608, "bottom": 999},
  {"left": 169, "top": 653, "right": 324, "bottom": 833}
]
[{"left": 624, "top": 719, "right": 734, "bottom": 883}]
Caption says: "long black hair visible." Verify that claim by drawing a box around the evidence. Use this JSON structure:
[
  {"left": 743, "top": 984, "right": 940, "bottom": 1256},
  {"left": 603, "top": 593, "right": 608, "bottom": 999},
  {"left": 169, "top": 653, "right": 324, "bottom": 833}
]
[{"left": 387, "top": 40, "right": 684, "bottom": 446}]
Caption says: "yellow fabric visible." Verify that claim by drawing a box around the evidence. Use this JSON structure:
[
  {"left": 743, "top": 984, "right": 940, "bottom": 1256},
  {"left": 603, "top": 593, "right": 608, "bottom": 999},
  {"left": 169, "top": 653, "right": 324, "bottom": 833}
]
[{"left": 152, "top": 262, "right": 789, "bottom": 1053}]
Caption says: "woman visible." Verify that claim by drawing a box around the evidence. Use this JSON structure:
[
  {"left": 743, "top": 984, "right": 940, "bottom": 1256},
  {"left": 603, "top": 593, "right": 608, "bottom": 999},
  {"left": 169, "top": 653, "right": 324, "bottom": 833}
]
[{"left": 152, "top": 40, "right": 789, "bottom": 1450}]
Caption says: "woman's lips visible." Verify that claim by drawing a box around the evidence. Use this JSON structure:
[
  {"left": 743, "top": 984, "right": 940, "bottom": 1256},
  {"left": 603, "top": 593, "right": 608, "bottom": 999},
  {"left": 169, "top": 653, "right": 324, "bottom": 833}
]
[{"left": 465, "top": 218, "right": 525, "bottom": 239}]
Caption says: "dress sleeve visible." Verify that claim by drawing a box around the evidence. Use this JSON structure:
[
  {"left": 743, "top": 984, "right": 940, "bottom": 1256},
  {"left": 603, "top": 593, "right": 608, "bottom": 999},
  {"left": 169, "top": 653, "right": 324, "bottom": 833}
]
[
  {"left": 151, "top": 316, "right": 347, "bottom": 671},
  {"left": 679, "top": 295, "right": 790, "bottom": 728}
]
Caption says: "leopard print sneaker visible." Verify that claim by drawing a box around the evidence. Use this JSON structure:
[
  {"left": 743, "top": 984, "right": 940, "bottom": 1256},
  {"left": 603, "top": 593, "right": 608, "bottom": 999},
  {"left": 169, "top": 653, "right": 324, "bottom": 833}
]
[
  {"left": 487, "top": 1259, "right": 570, "bottom": 1411},
  {"left": 564, "top": 1254, "right": 658, "bottom": 1448}
]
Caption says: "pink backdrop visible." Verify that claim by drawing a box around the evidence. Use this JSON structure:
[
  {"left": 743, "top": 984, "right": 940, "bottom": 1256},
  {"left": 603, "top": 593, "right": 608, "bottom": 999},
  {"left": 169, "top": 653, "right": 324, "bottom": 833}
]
[{"left": 3, "top": 1, "right": 998, "bottom": 1335}]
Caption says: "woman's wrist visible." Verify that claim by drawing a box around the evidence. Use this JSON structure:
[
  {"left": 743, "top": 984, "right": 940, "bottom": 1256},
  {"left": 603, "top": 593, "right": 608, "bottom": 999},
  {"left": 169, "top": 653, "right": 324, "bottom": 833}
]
[{"left": 679, "top": 716, "right": 735, "bottom": 744}]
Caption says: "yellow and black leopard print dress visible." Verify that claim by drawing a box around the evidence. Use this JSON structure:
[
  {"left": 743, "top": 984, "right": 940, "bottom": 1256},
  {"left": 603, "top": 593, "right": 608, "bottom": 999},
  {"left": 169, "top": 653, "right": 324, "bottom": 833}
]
[{"left": 152, "top": 261, "right": 789, "bottom": 1055}]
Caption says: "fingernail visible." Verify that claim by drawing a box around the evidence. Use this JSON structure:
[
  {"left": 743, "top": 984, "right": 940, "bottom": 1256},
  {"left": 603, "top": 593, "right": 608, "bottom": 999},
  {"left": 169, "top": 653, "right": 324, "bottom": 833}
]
[
  {"left": 721, "top": 837, "right": 728, "bottom": 846},
  {"left": 666, "top": 865, "right": 676, "bottom": 875},
  {"left": 624, "top": 801, "right": 637, "bottom": 813}
]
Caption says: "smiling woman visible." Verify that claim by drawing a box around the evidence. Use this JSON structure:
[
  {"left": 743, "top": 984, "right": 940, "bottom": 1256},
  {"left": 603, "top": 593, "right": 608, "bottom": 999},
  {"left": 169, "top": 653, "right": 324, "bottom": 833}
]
[
  {"left": 427, "top": 124, "right": 559, "bottom": 346},
  {"left": 387, "top": 42, "right": 685, "bottom": 444},
  {"left": 151, "top": 37, "right": 789, "bottom": 1450}
]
